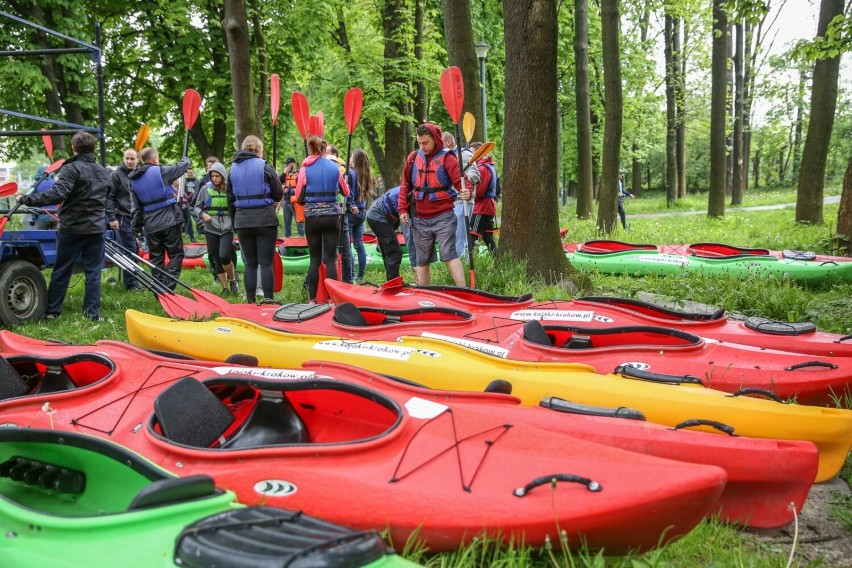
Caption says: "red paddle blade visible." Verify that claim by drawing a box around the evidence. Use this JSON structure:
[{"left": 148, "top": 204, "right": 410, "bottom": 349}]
[
  {"left": 0, "top": 182, "right": 18, "bottom": 197},
  {"left": 273, "top": 251, "right": 283, "bottom": 292},
  {"left": 308, "top": 115, "right": 319, "bottom": 137},
  {"left": 344, "top": 87, "right": 364, "bottom": 134},
  {"left": 182, "top": 89, "right": 202, "bottom": 130},
  {"left": 41, "top": 128, "right": 53, "bottom": 159},
  {"left": 291, "top": 92, "right": 310, "bottom": 140},
  {"left": 379, "top": 276, "right": 404, "bottom": 291},
  {"left": 45, "top": 158, "right": 65, "bottom": 174},
  {"left": 440, "top": 66, "right": 464, "bottom": 124},
  {"left": 270, "top": 74, "right": 281, "bottom": 125},
  {"left": 316, "top": 111, "right": 325, "bottom": 137},
  {"left": 316, "top": 263, "right": 329, "bottom": 303},
  {"left": 191, "top": 288, "right": 231, "bottom": 312}
]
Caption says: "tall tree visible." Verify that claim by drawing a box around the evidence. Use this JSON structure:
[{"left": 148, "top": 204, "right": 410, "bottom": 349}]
[
  {"left": 731, "top": 20, "right": 745, "bottom": 205},
  {"left": 838, "top": 157, "right": 852, "bottom": 253},
  {"left": 675, "top": 16, "right": 687, "bottom": 199},
  {"left": 664, "top": 12, "right": 678, "bottom": 206},
  {"left": 223, "top": 0, "right": 258, "bottom": 146},
  {"left": 596, "top": 0, "right": 622, "bottom": 232},
  {"left": 442, "top": 0, "right": 484, "bottom": 141},
  {"left": 708, "top": 0, "right": 728, "bottom": 217},
  {"left": 796, "top": 0, "right": 845, "bottom": 224},
  {"left": 502, "top": 0, "right": 585, "bottom": 287},
  {"left": 574, "top": 0, "right": 594, "bottom": 219}
]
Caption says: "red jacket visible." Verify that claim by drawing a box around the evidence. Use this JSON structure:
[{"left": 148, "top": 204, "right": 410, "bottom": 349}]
[
  {"left": 398, "top": 123, "right": 461, "bottom": 219},
  {"left": 472, "top": 156, "right": 497, "bottom": 216}
]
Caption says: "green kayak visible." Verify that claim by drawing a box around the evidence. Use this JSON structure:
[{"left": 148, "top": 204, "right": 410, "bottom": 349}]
[
  {"left": 564, "top": 240, "right": 852, "bottom": 286},
  {"left": 0, "top": 429, "right": 417, "bottom": 568}
]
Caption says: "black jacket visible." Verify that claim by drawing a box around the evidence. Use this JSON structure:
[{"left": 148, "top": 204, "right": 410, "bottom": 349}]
[
  {"left": 128, "top": 157, "right": 190, "bottom": 234},
  {"left": 106, "top": 163, "right": 134, "bottom": 220},
  {"left": 24, "top": 153, "right": 109, "bottom": 235},
  {"left": 226, "top": 150, "right": 283, "bottom": 230}
]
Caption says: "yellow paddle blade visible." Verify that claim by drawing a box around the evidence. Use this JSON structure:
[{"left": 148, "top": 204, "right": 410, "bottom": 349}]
[
  {"left": 135, "top": 124, "right": 151, "bottom": 153},
  {"left": 463, "top": 112, "right": 475, "bottom": 144}
]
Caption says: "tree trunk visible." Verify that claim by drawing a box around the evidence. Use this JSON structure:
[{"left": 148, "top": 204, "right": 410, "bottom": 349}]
[
  {"left": 502, "top": 0, "right": 586, "bottom": 287},
  {"left": 631, "top": 7, "right": 649, "bottom": 198},
  {"left": 731, "top": 21, "right": 744, "bottom": 205},
  {"left": 741, "top": 22, "right": 754, "bottom": 194},
  {"left": 676, "top": 18, "right": 687, "bottom": 199},
  {"left": 793, "top": 65, "right": 807, "bottom": 175},
  {"left": 249, "top": 0, "right": 267, "bottom": 138},
  {"left": 413, "top": 0, "right": 427, "bottom": 125},
  {"left": 664, "top": 14, "right": 678, "bottom": 207},
  {"left": 725, "top": 24, "right": 734, "bottom": 196},
  {"left": 752, "top": 148, "right": 760, "bottom": 189},
  {"left": 596, "top": 0, "right": 622, "bottom": 233},
  {"left": 795, "top": 0, "right": 843, "bottom": 225},
  {"left": 836, "top": 157, "right": 852, "bottom": 254},
  {"left": 442, "top": 0, "right": 484, "bottom": 142},
  {"left": 708, "top": 0, "right": 727, "bottom": 217},
  {"left": 223, "top": 0, "right": 259, "bottom": 147},
  {"left": 574, "top": 0, "right": 594, "bottom": 219}
]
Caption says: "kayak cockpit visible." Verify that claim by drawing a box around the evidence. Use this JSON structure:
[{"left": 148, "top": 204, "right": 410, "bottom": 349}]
[
  {"left": 0, "top": 354, "right": 114, "bottom": 400},
  {"left": 687, "top": 242, "right": 772, "bottom": 259},
  {"left": 332, "top": 302, "right": 473, "bottom": 327},
  {"left": 578, "top": 296, "right": 727, "bottom": 322},
  {"left": 522, "top": 320, "right": 702, "bottom": 350},
  {"left": 150, "top": 377, "right": 402, "bottom": 450}
]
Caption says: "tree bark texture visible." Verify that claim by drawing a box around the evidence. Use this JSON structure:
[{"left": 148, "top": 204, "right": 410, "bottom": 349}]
[
  {"left": 731, "top": 21, "right": 744, "bottom": 205},
  {"left": 502, "top": 0, "right": 584, "bottom": 285},
  {"left": 664, "top": 14, "right": 678, "bottom": 206},
  {"left": 442, "top": 0, "right": 485, "bottom": 142},
  {"left": 676, "top": 18, "right": 687, "bottom": 199},
  {"left": 596, "top": 0, "right": 622, "bottom": 233},
  {"left": 796, "top": 0, "right": 844, "bottom": 224},
  {"left": 837, "top": 158, "right": 852, "bottom": 254},
  {"left": 223, "top": 0, "right": 259, "bottom": 147},
  {"left": 708, "top": 0, "right": 727, "bottom": 217},
  {"left": 574, "top": 0, "right": 594, "bottom": 219}
]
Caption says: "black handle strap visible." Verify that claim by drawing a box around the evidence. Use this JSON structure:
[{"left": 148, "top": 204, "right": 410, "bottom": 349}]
[
  {"left": 614, "top": 365, "right": 704, "bottom": 386},
  {"left": 730, "top": 387, "right": 784, "bottom": 403},
  {"left": 672, "top": 419, "right": 736, "bottom": 436},
  {"left": 513, "top": 474, "right": 602, "bottom": 497},
  {"left": 784, "top": 360, "right": 839, "bottom": 371}
]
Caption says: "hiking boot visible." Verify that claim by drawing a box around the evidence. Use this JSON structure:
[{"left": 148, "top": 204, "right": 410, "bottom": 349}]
[{"left": 230, "top": 280, "right": 239, "bottom": 294}]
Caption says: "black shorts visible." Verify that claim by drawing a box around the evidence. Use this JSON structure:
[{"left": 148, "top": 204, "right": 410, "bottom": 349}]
[{"left": 469, "top": 214, "right": 496, "bottom": 237}]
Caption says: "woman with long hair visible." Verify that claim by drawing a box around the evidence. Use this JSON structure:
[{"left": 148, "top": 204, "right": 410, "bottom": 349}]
[
  {"left": 346, "top": 148, "right": 372, "bottom": 282},
  {"left": 227, "top": 135, "right": 283, "bottom": 303},
  {"left": 294, "top": 135, "right": 350, "bottom": 302}
]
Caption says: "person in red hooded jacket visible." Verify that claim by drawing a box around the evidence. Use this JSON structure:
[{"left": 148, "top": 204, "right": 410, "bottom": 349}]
[
  {"left": 467, "top": 141, "right": 498, "bottom": 254},
  {"left": 398, "top": 123, "right": 471, "bottom": 286}
]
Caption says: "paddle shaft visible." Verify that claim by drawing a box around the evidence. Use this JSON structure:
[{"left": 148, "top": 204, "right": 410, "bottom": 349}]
[
  {"left": 106, "top": 238, "right": 195, "bottom": 293},
  {"left": 454, "top": 123, "right": 475, "bottom": 282}
]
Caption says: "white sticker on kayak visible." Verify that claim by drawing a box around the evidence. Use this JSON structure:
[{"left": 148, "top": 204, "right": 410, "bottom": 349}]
[
  {"left": 418, "top": 300, "right": 435, "bottom": 307},
  {"left": 254, "top": 479, "right": 297, "bottom": 497},
  {"left": 209, "top": 367, "right": 317, "bottom": 380},
  {"left": 314, "top": 340, "right": 416, "bottom": 360},
  {"left": 509, "top": 309, "right": 596, "bottom": 322},
  {"left": 405, "top": 397, "right": 449, "bottom": 419},
  {"left": 214, "top": 326, "right": 233, "bottom": 333},
  {"left": 619, "top": 362, "right": 651, "bottom": 371},
  {"left": 638, "top": 255, "right": 691, "bottom": 266},
  {"left": 420, "top": 332, "right": 509, "bottom": 358}
]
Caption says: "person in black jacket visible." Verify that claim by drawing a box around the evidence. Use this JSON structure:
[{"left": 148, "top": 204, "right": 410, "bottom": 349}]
[
  {"left": 128, "top": 147, "right": 190, "bottom": 291},
  {"left": 18, "top": 130, "right": 110, "bottom": 321},
  {"left": 106, "top": 148, "right": 141, "bottom": 291}
]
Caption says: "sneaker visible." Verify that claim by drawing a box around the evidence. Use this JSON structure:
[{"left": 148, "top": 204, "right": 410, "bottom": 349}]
[
  {"left": 261, "top": 298, "right": 281, "bottom": 305},
  {"left": 90, "top": 316, "right": 105, "bottom": 322},
  {"left": 45, "top": 313, "right": 59, "bottom": 320},
  {"left": 230, "top": 280, "right": 239, "bottom": 294}
]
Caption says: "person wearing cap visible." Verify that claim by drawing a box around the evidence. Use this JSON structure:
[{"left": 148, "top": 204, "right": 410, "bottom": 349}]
[
  {"left": 194, "top": 162, "right": 238, "bottom": 295},
  {"left": 279, "top": 156, "right": 300, "bottom": 237},
  {"left": 398, "top": 122, "right": 472, "bottom": 287}
]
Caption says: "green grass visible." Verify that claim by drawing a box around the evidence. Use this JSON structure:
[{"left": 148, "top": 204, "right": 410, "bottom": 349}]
[{"left": 7, "top": 188, "right": 852, "bottom": 567}]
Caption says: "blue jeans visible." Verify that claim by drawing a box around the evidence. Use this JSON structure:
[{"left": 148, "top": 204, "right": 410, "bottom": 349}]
[
  {"left": 401, "top": 221, "right": 417, "bottom": 265},
  {"left": 114, "top": 215, "right": 139, "bottom": 290},
  {"left": 282, "top": 201, "right": 295, "bottom": 237},
  {"left": 349, "top": 216, "right": 367, "bottom": 280},
  {"left": 453, "top": 200, "right": 468, "bottom": 261},
  {"left": 47, "top": 231, "right": 105, "bottom": 318}
]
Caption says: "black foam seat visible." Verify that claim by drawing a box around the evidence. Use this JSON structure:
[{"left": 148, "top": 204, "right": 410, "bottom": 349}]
[
  {"left": 127, "top": 475, "right": 217, "bottom": 511},
  {"left": 564, "top": 335, "right": 593, "bottom": 349},
  {"left": 154, "top": 378, "right": 310, "bottom": 449},
  {"left": 523, "top": 320, "right": 552, "bottom": 347},
  {"left": 333, "top": 302, "right": 369, "bottom": 327},
  {"left": 0, "top": 357, "right": 30, "bottom": 400}
]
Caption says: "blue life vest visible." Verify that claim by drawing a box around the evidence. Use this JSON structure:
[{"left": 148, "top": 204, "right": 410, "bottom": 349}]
[
  {"left": 34, "top": 176, "right": 58, "bottom": 211},
  {"left": 381, "top": 186, "right": 401, "bottom": 219},
  {"left": 230, "top": 157, "right": 273, "bottom": 209},
  {"left": 303, "top": 158, "right": 341, "bottom": 203},
  {"left": 481, "top": 163, "right": 497, "bottom": 199},
  {"left": 410, "top": 148, "right": 456, "bottom": 202},
  {"left": 131, "top": 165, "right": 176, "bottom": 213}
]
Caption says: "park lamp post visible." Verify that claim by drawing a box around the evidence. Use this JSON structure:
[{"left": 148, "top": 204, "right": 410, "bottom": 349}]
[{"left": 474, "top": 41, "right": 490, "bottom": 142}]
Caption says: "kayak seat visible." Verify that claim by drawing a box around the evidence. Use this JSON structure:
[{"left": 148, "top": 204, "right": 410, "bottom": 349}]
[
  {"left": 0, "top": 356, "right": 30, "bottom": 400},
  {"left": 155, "top": 378, "right": 310, "bottom": 449},
  {"left": 523, "top": 320, "right": 554, "bottom": 347},
  {"left": 127, "top": 474, "right": 218, "bottom": 511},
  {"left": 564, "top": 335, "right": 593, "bottom": 349},
  {"left": 333, "top": 302, "right": 368, "bottom": 326}
]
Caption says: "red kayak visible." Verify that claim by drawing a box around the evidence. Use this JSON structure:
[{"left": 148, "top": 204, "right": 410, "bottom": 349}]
[
  {"left": 324, "top": 279, "right": 852, "bottom": 359},
  {"left": 140, "top": 242, "right": 208, "bottom": 269},
  {"left": 563, "top": 240, "right": 852, "bottom": 265},
  {"left": 0, "top": 332, "right": 728, "bottom": 553}
]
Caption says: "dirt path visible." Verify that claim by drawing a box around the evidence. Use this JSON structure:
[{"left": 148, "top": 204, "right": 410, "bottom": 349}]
[{"left": 630, "top": 195, "right": 841, "bottom": 219}]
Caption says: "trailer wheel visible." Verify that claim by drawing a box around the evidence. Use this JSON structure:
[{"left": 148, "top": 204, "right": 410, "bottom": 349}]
[{"left": 0, "top": 260, "right": 48, "bottom": 326}]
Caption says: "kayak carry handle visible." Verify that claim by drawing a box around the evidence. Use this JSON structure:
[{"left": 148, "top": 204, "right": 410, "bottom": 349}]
[
  {"left": 513, "top": 474, "right": 602, "bottom": 497},
  {"left": 784, "top": 360, "right": 839, "bottom": 371},
  {"left": 729, "top": 387, "right": 784, "bottom": 403},
  {"left": 539, "top": 396, "right": 646, "bottom": 421},
  {"left": 613, "top": 365, "right": 704, "bottom": 386},
  {"left": 672, "top": 419, "right": 736, "bottom": 436},
  {"left": 834, "top": 334, "right": 852, "bottom": 344}
]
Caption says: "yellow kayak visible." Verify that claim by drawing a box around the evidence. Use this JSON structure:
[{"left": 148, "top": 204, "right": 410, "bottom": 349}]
[{"left": 126, "top": 310, "right": 852, "bottom": 481}]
